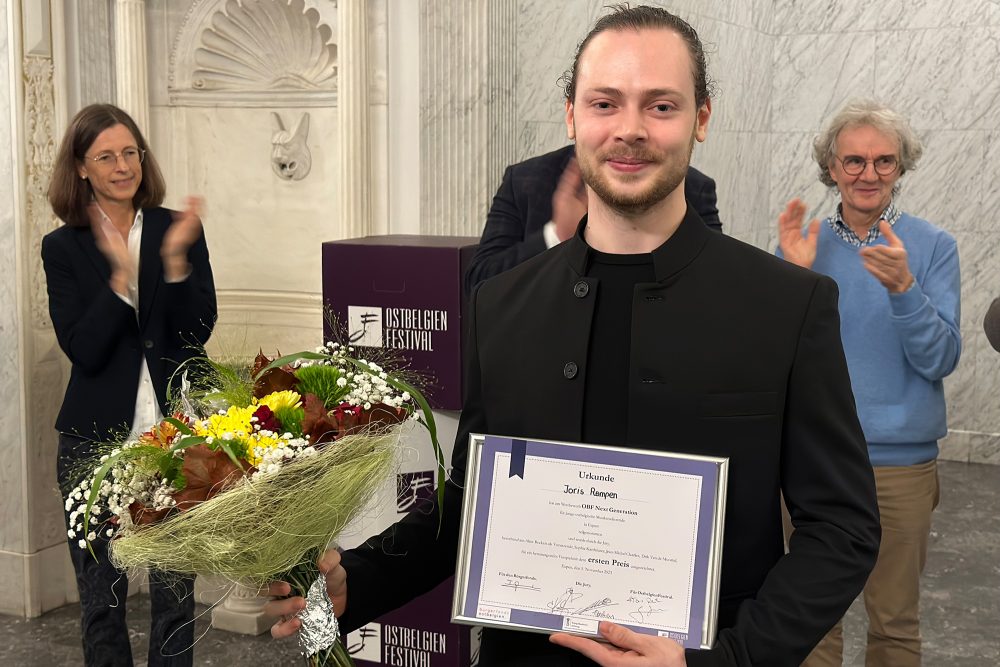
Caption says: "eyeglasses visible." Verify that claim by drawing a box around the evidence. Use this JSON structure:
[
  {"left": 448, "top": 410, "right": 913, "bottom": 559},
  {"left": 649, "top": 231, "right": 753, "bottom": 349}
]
[
  {"left": 834, "top": 154, "right": 898, "bottom": 176},
  {"left": 85, "top": 147, "right": 145, "bottom": 169}
]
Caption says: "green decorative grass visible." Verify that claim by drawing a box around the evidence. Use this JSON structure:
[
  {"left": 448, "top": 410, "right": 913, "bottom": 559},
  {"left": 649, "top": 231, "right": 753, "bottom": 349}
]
[
  {"left": 175, "top": 355, "right": 255, "bottom": 416},
  {"left": 110, "top": 428, "right": 401, "bottom": 586},
  {"left": 294, "top": 365, "right": 349, "bottom": 409}
]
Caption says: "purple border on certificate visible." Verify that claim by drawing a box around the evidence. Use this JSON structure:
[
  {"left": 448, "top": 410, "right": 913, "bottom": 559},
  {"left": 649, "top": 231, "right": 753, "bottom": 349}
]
[{"left": 461, "top": 435, "right": 722, "bottom": 648}]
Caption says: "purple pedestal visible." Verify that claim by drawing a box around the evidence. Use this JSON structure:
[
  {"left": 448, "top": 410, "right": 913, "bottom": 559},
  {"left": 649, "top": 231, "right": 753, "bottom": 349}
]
[
  {"left": 321, "top": 235, "right": 478, "bottom": 410},
  {"left": 346, "top": 576, "right": 480, "bottom": 667}
]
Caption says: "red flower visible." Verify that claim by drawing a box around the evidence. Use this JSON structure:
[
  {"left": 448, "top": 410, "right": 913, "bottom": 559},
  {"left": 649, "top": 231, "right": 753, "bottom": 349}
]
[{"left": 253, "top": 404, "right": 281, "bottom": 433}]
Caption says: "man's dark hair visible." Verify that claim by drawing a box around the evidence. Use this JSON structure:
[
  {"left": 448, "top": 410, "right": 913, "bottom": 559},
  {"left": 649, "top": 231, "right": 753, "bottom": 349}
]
[{"left": 561, "top": 4, "right": 715, "bottom": 108}]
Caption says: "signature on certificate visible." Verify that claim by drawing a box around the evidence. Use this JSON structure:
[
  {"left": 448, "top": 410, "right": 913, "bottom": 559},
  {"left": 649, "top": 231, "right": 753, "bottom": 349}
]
[
  {"left": 546, "top": 587, "right": 583, "bottom": 613},
  {"left": 627, "top": 596, "right": 666, "bottom": 624},
  {"left": 575, "top": 597, "right": 618, "bottom": 619},
  {"left": 501, "top": 578, "right": 541, "bottom": 593}
]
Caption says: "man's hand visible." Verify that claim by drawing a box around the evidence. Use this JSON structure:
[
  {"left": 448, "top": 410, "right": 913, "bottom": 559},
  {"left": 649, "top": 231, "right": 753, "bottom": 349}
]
[
  {"left": 550, "top": 621, "right": 686, "bottom": 666},
  {"left": 859, "top": 221, "right": 915, "bottom": 293},
  {"left": 552, "top": 158, "right": 588, "bottom": 241},
  {"left": 162, "top": 195, "right": 205, "bottom": 280},
  {"left": 777, "top": 198, "right": 820, "bottom": 269},
  {"left": 265, "top": 549, "right": 348, "bottom": 640}
]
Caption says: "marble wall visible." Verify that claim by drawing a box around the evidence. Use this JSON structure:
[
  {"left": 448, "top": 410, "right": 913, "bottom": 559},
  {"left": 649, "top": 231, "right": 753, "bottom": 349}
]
[
  {"left": 765, "top": 0, "right": 1000, "bottom": 462},
  {"left": 508, "top": 0, "right": 1000, "bottom": 462},
  {"left": 512, "top": 0, "right": 776, "bottom": 246}
]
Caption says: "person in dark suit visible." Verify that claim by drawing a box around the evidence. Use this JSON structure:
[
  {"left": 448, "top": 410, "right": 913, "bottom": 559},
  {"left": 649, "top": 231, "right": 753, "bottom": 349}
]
[
  {"left": 42, "top": 104, "right": 216, "bottom": 667},
  {"left": 464, "top": 144, "right": 721, "bottom": 293},
  {"left": 267, "top": 6, "right": 879, "bottom": 666}
]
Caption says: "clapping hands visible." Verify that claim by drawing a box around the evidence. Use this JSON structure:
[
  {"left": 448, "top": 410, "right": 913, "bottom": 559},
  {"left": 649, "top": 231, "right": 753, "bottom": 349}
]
[{"left": 777, "top": 198, "right": 820, "bottom": 270}]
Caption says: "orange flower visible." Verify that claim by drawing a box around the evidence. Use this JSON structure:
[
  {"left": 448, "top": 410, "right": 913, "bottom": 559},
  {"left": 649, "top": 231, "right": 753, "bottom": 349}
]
[{"left": 138, "top": 413, "right": 189, "bottom": 449}]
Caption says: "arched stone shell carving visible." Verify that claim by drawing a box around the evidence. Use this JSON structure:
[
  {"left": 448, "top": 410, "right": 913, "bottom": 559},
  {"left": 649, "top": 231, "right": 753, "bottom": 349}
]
[
  {"left": 193, "top": 0, "right": 337, "bottom": 91},
  {"left": 169, "top": 0, "right": 339, "bottom": 107}
]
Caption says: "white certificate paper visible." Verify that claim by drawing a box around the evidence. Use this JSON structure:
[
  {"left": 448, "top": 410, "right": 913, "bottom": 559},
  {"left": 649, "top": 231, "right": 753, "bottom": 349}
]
[{"left": 452, "top": 435, "right": 727, "bottom": 650}]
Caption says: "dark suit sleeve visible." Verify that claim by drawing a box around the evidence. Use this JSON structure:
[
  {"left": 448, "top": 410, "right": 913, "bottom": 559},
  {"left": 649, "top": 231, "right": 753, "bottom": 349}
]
[
  {"left": 463, "top": 165, "right": 549, "bottom": 294},
  {"left": 686, "top": 168, "right": 722, "bottom": 233},
  {"left": 163, "top": 228, "right": 217, "bottom": 348},
  {"left": 690, "top": 277, "right": 880, "bottom": 667},
  {"left": 338, "top": 287, "right": 486, "bottom": 632},
  {"left": 41, "top": 231, "right": 137, "bottom": 374},
  {"left": 984, "top": 297, "right": 1000, "bottom": 352}
]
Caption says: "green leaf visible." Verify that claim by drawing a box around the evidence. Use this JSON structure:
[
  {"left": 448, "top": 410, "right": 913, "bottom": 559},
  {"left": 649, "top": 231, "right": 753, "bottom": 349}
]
[
  {"left": 169, "top": 434, "right": 208, "bottom": 454},
  {"left": 163, "top": 416, "right": 193, "bottom": 436},
  {"left": 254, "top": 351, "right": 329, "bottom": 379},
  {"left": 215, "top": 439, "right": 246, "bottom": 472},
  {"left": 347, "top": 359, "right": 447, "bottom": 532}
]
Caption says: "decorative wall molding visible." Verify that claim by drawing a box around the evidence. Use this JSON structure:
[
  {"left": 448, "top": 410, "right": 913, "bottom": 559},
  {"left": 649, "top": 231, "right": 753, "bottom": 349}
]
[
  {"left": 114, "top": 0, "right": 151, "bottom": 134},
  {"left": 169, "top": 0, "right": 339, "bottom": 108},
  {"left": 419, "top": 0, "right": 518, "bottom": 236},
  {"left": 338, "top": 0, "right": 371, "bottom": 238},
  {"left": 215, "top": 289, "right": 323, "bottom": 315},
  {"left": 271, "top": 112, "right": 312, "bottom": 181},
  {"left": 23, "top": 55, "right": 57, "bottom": 330},
  {"left": 208, "top": 290, "right": 324, "bottom": 358},
  {"left": 76, "top": 0, "right": 115, "bottom": 108}
]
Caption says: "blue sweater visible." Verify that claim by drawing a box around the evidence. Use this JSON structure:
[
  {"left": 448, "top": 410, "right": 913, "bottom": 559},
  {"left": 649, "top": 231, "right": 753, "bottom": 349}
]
[{"left": 782, "top": 213, "right": 961, "bottom": 466}]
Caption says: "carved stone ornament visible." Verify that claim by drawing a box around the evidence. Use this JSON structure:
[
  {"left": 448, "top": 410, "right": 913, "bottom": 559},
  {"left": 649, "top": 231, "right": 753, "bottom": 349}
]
[
  {"left": 271, "top": 112, "right": 312, "bottom": 180},
  {"left": 169, "top": 0, "right": 338, "bottom": 107},
  {"left": 24, "top": 55, "right": 57, "bottom": 329}
]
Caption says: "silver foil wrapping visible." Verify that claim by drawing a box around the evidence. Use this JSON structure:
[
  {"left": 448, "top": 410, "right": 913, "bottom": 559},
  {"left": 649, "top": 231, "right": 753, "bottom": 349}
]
[{"left": 297, "top": 574, "right": 340, "bottom": 658}]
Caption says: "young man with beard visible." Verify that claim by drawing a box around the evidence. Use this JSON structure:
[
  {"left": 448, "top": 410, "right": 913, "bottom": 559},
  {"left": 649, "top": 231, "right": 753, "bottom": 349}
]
[{"left": 267, "top": 6, "right": 880, "bottom": 666}]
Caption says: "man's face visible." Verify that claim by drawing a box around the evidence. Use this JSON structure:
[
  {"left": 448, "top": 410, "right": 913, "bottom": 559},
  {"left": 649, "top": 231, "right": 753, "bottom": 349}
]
[
  {"left": 827, "top": 124, "right": 901, "bottom": 224},
  {"left": 565, "top": 28, "right": 710, "bottom": 216}
]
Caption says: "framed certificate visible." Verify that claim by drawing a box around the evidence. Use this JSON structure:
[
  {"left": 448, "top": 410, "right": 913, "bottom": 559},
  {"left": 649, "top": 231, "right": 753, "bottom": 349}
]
[{"left": 451, "top": 434, "right": 727, "bottom": 650}]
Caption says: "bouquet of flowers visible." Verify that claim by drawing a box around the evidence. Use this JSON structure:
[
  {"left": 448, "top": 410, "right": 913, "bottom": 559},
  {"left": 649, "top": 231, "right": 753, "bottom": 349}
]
[{"left": 64, "top": 340, "right": 444, "bottom": 666}]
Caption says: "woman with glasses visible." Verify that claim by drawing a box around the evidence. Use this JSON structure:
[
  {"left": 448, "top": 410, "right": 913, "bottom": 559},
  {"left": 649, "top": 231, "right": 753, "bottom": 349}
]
[
  {"left": 777, "top": 99, "right": 960, "bottom": 667},
  {"left": 42, "top": 103, "right": 216, "bottom": 666}
]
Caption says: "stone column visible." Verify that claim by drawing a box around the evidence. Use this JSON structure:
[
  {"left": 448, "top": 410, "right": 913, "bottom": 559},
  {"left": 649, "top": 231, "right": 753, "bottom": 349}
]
[
  {"left": 0, "top": 0, "right": 76, "bottom": 619},
  {"left": 339, "top": 0, "right": 372, "bottom": 239},
  {"left": 419, "top": 0, "right": 517, "bottom": 236},
  {"left": 75, "top": 0, "right": 116, "bottom": 109},
  {"left": 113, "top": 0, "right": 149, "bottom": 133}
]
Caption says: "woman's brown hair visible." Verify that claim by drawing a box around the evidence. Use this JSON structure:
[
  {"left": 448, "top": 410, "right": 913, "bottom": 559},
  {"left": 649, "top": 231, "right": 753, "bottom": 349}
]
[{"left": 48, "top": 104, "right": 166, "bottom": 226}]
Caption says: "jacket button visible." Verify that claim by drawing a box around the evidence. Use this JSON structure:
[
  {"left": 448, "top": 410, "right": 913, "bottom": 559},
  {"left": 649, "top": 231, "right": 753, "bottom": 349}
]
[
  {"left": 563, "top": 362, "right": 578, "bottom": 379},
  {"left": 144, "top": 340, "right": 154, "bottom": 349},
  {"left": 573, "top": 281, "right": 589, "bottom": 298}
]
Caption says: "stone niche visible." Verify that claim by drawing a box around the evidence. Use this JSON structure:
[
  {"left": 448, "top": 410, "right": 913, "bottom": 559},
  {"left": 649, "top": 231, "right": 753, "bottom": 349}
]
[{"left": 157, "top": 0, "right": 377, "bottom": 356}]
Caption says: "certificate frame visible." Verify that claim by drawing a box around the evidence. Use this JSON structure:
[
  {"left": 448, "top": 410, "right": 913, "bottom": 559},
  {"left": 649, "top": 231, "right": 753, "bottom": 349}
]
[{"left": 451, "top": 434, "right": 727, "bottom": 650}]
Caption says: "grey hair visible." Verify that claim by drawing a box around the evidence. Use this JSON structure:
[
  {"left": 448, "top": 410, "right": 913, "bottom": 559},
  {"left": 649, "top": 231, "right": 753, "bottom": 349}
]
[{"left": 812, "top": 99, "right": 924, "bottom": 187}]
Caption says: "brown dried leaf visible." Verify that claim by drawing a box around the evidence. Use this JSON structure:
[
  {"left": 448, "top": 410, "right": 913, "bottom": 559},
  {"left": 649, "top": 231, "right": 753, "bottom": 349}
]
[{"left": 172, "top": 445, "right": 246, "bottom": 510}]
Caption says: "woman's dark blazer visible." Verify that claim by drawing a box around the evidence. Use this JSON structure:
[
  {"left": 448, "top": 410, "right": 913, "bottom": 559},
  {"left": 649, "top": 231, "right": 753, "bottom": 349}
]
[{"left": 41, "top": 206, "right": 217, "bottom": 442}]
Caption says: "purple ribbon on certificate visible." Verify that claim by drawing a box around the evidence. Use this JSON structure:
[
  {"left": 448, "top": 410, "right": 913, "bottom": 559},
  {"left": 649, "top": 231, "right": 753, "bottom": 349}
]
[{"left": 509, "top": 438, "right": 526, "bottom": 478}]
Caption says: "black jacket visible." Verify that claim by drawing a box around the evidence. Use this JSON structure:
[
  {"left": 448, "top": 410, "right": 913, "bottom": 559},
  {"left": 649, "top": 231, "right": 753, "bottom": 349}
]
[
  {"left": 42, "top": 206, "right": 217, "bottom": 442},
  {"left": 341, "top": 209, "right": 880, "bottom": 666}
]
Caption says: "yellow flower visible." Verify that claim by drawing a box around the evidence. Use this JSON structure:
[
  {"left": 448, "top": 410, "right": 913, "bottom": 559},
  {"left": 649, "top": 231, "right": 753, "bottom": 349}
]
[
  {"left": 256, "top": 390, "right": 302, "bottom": 412},
  {"left": 194, "top": 405, "right": 255, "bottom": 441},
  {"left": 246, "top": 432, "right": 284, "bottom": 467}
]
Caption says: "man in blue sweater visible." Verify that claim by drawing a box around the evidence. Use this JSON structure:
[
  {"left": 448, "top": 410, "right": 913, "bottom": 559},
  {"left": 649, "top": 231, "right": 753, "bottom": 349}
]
[{"left": 778, "top": 99, "right": 961, "bottom": 667}]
